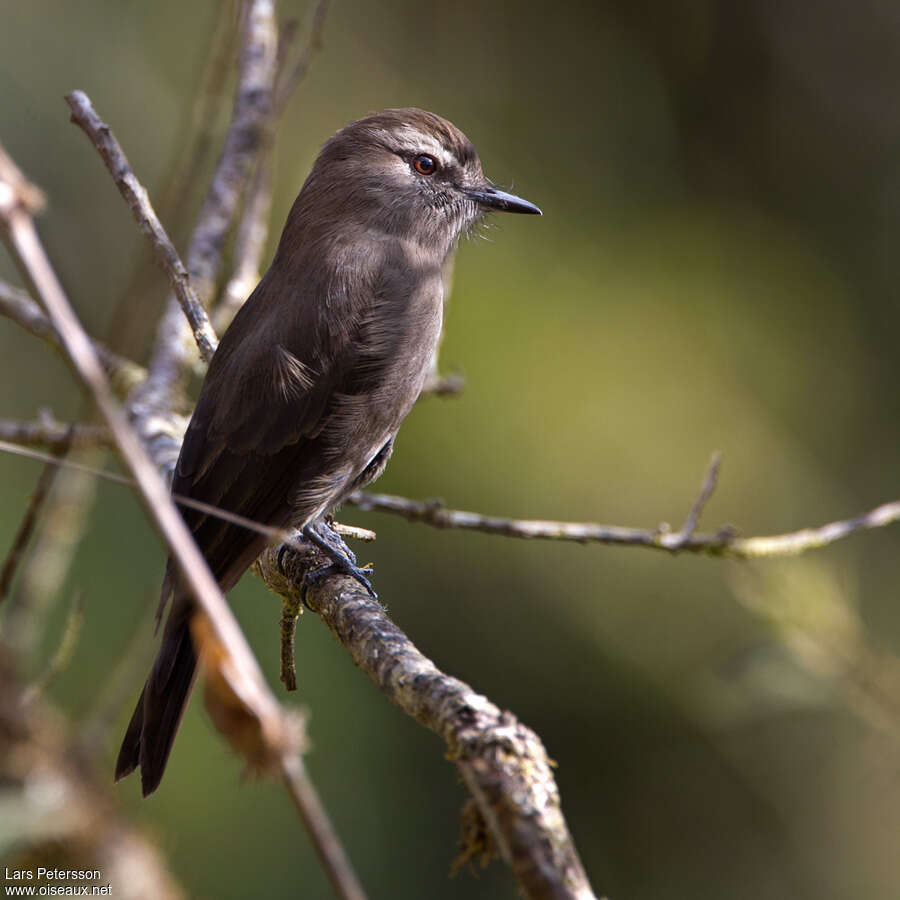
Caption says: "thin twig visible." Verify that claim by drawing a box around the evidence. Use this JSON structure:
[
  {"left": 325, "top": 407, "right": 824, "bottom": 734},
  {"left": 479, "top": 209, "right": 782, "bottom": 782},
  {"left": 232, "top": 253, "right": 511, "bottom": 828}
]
[
  {"left": 420, "top": 372, "right": 465, "bottom": 397},
  {"left": 0, "top": 429, "right": 71, "bottom": 604},
  {"left": 0, "top": 148, "right": 364, "bottom": 892},
  {"left": 280, "top": 753, "right": 368, "bottom": 900},
  {"left": 102, "top": 0, "right": 238, "bottom": 357},
  {"left": 348, "top": 488, "right": 900, "bottom": 559},
  {"left": 212, "top": 153, "right": 273, "bottom": 331},
  {"left": 3, "top": 431, "right": 895, "bottom": 564},
  {"left": 280, "top": 593, "right": 301, "bottom": 691},
  {"left": 78, "top": 600, "right": 158, "bottom": 755},
  {"left": 0, "top": 139, "right": 289, "bottom": 770},
  {"left": 0, "top": 278, "right": 146, "bottom": 393},
  {"left": 213, "top": 0, "right": 331, "bottom": 332},
  {"left": 0, "top": 415, "right": 112, "bottom": 451},
  {"left": 21, "top": 589, "right": 85, "bottom": 702},
  {"left": 0, "top": 647, "right": 186, "bottom": 900},
  {"left": 0, "top": 438, "right": 375, "bottom": 551},
  {"left": 273, "top": 0, "right": 329, "bottom": 115},
  {"left": 65, "top": 92, "right": 218, "bottom": 364},
  {"left": 157, "top": 0, "right": 241, "bottom": 235},
  {"left": 667, "top": 450, "right": 722, "bottom": 548},
  {"left": 130, "top": 0, "right": 278, "bottom": 472}
]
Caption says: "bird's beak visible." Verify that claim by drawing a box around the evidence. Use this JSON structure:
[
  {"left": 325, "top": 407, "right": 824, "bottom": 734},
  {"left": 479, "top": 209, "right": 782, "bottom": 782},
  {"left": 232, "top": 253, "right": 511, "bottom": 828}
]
[{"left": 464, "top": 184, "right": 542, "bottom": 215}]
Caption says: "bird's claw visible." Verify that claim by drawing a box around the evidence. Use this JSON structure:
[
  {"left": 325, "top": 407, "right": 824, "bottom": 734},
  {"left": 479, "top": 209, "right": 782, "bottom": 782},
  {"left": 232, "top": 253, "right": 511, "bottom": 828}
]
[
  {"left": 302, "top": 559, "right": 377, "bottom": 599},
  {"left": 300, "top": 520, "right": 377, "bottom": 598}
]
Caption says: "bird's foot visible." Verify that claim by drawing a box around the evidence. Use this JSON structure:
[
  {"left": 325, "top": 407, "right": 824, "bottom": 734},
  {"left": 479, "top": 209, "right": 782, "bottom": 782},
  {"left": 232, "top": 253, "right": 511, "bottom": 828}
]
[{"left": 301, "top": 520, "right": 377, "bottom": 599}]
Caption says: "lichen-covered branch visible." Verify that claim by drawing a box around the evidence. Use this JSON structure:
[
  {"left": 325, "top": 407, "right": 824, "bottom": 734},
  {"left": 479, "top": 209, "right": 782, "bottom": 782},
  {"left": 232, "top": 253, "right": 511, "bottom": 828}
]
[{"left": 257, "top": 543, "right": 596, "bottom": 900}]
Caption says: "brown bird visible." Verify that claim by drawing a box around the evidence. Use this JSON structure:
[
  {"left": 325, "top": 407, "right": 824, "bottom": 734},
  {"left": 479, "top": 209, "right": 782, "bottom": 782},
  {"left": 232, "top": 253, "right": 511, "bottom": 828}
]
[{"left": 116, "top": 108, "right": 541, "bottom": 796}]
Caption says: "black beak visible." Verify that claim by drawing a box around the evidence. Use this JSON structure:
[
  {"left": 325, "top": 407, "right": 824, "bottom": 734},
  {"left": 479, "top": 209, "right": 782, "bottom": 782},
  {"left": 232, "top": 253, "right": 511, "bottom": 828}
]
[{"left": 464, "top": 184, "right": 542, "bottom": 215}]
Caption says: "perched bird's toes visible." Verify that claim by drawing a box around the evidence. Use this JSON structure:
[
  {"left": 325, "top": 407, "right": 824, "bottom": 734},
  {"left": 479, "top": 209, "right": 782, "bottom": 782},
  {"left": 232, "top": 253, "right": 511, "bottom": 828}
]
[
  {"left": 276, "top": 544, "right": 291, "bottom": 575},
  {"left": 303, "top": 559, "right": 377, "bottom": 599}
]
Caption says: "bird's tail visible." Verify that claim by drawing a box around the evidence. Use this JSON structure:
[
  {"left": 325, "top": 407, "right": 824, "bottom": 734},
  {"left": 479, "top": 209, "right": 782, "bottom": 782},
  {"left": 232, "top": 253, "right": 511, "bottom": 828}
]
[{"left": 115, "top": 592, "right": 197, "bottom": 797}]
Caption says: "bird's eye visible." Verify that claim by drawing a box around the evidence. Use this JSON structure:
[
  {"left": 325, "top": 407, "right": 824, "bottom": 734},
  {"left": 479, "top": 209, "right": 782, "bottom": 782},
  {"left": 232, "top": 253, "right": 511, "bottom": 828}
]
[{"left": 413, "top": 154, "right": 438, "bottom": 175}]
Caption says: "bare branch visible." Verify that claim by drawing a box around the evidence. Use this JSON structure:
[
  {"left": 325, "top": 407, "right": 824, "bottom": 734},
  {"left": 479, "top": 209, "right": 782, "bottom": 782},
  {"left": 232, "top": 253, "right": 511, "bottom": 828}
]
[
  {"left": 273, "top": 0, "right": 329, "bottom": 115},
  {"left": 212, "top": 153, "right": 273, "bottom": 332},
  {"left": 0, "top": 143, "right": 365, "bottom": 898},
  {"left": 0, "top": 415, "right": 113, "bottom": 451},
  {"left": 0, "top": 430, "right": 70, "bottom": 605},
  {"left": 280, "top": 754, "right": 368, "bottom": 900},
  {"left": 0, "top": 279, "right": 146, "bottom": 393},
  {"left": 420, "top": 371, "right": 465, "bottom": 397},
  {"left": 0, "top": 140, "right": 292, "bottom": 776},
  {"left": 21, "top": 589, "right": 85, "bottom": 702},
  {"left": 5, "top": 424, "right": 894, "bottom": 566},
  {"left": 129, "top": 0, "right": 278, "bottom": 468},
  {"left": 666, "top": 451, "right": 722, "bottom": 548},
  {"left": 213, "top": 0, "right": 331, "bottom": 333},
  {"left": 0, "top": 647, "right": 186, "bottom": 900},
  {"left": 257, "top": 543, "right": 596, "bottom": 900},
  {"left": 65, "top": 91, "right": 219, "bottom": 364},
  {"left": 348, "top": 488, "right": 900, "bottom": 559}
]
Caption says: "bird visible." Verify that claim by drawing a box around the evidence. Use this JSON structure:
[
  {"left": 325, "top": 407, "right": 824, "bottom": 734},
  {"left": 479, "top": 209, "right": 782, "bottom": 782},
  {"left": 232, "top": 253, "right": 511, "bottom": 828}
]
[{"left": 115, "top": 108, "right": 541, "bottom": 796}]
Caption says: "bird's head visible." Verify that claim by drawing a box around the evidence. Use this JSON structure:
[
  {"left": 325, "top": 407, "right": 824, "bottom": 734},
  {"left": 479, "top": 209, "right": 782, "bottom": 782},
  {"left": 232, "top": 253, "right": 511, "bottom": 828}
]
[{"left": 297, "top": 108, "right": 540, "bottom": 256}]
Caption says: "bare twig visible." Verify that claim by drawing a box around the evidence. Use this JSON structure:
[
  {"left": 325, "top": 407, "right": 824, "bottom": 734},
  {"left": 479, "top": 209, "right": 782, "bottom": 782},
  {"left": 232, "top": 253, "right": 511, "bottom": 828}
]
[
  {"left": 258, "top": 544, "right": 596, "bottom": 900},
  {"left": 21, "top": 589, "right": 85, "bottom": 702},
  {"left": 0, "top": 449, "right": 100, "bottom": 656},
  {"left": 0, "top": 415, "right": 112, "bottom": 451},
  {"left": 0, "top": 140, "right": 289, "bottom": 769},
  {"left": 420, "top": 372, "right": 465, "bottom": 397},
  {"left": 280, "top": 754, "right": 367, "bottom": 900},
  {"left": 65, "top": 91, "right": 219, "bottom": 364},
  {"left": 212, "top": 153, "right": 273, "bottom": 331},
  {"left": 0, "top": 430, "right": 71, "bottom": 604},
  {"left": 102, "top": 0, "right": 238, "bottom": 356},
  {"left": 0, "top": 148, "right": 365, "bottom": 899},
  {"left": 0, "top": 439, "right": 376, "bottom": 549},
  {"left": 279, "top": 591, "right": 302, "bottom": 691},
  {"left": 156, "top": 0, "right": 240, "bottom": 233},
  {"left": 272, "top": 0, "right": 329, "bottom": 115},
  {"left": 78, "top": 601, "right": 158, "bottom": 755},
  {"left": 0, "top": 279, "right": 146, "bottom": 393},
  {"left": 667, "top": 451, "right": 722, "bottom": 548},
  {"left": 213, "top": 0, "right": 331, "bottom": 333},
  {"left": 129, "top": 0, "right": 278, "bottom": 471},
  {"left": 0, "top": 646, "right": 186, "bottom": 900},
  {"left": 348, "top": 488, "right": 900, "bottom": 559}
]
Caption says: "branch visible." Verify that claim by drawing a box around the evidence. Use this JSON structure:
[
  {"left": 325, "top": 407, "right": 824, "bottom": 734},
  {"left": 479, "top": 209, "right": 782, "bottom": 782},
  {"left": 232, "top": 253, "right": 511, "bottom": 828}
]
[
  {"left": 420, "top": 371, "right": 465, "bottom": 397},
  {"left": 257, "top": 544, "right": 596, "bottom": 900},
  {"left": 272, "top": 0, "right": 329, "bottom": 115},
  {"left": 129, "top": 0, "right": 279, "bottom": 471},
  {"left": 0, "top": 278, "right": 146, "bottom": 394},
  {"left": 348, "top": 487, "right": 900, "bottom": 560},
  {"left": 0, "top": 415, "right": 113, "bottom": 451},
  {"left": 213, "top": 0, "right": 331, "bottom": 333},
  {"left": 0, "top": 429, "right": 70, "bottom": 604},
  {"left": 0, "top": 140, "right": 366, "bottom": 900},
  {"left": 0, "top": 647, "right": 186, "bottom": 900},
  {"left": 5, "top": 414, "right": 892, "bottom": 565},
  {"left": 65, "top": 91, "right": 218, "bottom": 364}
]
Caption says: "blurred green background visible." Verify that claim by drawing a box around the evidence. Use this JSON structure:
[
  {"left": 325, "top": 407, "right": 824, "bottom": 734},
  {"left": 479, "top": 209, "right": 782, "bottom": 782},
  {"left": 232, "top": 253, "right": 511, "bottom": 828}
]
[{"left": 2, "top": 0, "right": 900, "bottom": 897}]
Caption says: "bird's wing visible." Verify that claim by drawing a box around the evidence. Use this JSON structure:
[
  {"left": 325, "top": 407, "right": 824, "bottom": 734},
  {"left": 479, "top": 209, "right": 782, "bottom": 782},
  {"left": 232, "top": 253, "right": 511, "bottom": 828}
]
[{"left": 170, "top": 267, "right": 365, "bottom": 585}]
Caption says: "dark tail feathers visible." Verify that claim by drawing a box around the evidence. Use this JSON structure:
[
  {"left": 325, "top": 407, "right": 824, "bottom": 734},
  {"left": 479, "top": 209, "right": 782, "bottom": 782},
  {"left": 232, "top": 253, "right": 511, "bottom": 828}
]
[{"left": 115, "top": 600, "right": 197, "bottom": 797}]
